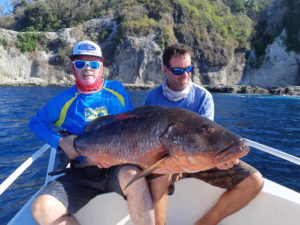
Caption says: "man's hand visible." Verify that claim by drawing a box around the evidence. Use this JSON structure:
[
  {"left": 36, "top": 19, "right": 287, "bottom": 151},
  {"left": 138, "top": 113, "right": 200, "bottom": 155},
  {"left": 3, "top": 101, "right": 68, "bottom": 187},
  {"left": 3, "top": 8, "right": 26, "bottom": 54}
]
[
  {"left": 58, "top": 135, "right": 80, "bottom": 159},
  {"left": 96, "top": 162, "right": 112, "bottom": 168},
  {"left": 217, "top": 159, "right": 239, "bottom": 170}
]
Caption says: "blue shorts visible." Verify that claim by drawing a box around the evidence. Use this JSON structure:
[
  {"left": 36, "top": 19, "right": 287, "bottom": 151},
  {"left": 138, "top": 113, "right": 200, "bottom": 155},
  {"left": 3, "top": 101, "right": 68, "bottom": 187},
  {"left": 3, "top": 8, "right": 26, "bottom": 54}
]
[{"left": 39, "top": 166, "right": 124, "bottom": 214}]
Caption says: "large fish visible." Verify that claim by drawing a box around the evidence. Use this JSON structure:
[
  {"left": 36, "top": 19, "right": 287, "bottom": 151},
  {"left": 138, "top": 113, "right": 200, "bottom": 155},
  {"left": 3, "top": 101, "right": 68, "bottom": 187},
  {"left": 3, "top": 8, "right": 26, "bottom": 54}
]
[{"left": 74, "top": 105, "right": 249, "bottom": 181}]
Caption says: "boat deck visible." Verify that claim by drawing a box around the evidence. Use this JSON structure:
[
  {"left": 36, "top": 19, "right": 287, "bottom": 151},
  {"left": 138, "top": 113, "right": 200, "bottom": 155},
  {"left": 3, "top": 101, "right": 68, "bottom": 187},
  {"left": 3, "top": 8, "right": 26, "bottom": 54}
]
[{"left": 8, "top": 178, "right": 300, "bottom": 225}]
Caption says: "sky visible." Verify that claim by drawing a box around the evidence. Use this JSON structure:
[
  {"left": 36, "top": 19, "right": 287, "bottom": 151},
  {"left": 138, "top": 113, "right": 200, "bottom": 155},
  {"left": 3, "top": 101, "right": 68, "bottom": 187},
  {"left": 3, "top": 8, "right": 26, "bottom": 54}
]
[{"left": 0, "top": 0, "right": 12, "bottom": 14}]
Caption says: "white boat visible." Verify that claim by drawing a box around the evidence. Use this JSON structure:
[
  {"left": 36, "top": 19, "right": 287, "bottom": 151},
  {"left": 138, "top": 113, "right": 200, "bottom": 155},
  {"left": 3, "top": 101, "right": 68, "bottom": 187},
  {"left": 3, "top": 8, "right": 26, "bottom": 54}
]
[{"left": 2, "top": 139, "right": 300, "bottom": 225}]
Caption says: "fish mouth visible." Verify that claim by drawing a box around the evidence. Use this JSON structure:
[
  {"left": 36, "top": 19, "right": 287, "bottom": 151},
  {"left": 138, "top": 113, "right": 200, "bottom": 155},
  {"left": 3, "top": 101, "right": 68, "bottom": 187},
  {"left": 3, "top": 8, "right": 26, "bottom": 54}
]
[{"left": 214, "top": 140, "right": 250, "bottom": 162}]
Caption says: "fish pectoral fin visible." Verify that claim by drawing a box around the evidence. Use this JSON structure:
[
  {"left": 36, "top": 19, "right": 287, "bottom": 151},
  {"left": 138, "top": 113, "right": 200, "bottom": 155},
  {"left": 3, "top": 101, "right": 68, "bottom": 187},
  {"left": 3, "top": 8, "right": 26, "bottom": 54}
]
[{"left": 124, "top": 155, "right": 169, "bottom": 190}]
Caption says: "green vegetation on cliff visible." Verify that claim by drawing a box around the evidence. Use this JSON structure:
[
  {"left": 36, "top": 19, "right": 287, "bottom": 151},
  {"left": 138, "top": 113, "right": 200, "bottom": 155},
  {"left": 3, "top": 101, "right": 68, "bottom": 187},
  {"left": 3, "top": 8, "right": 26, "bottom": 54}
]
[
  {"left": 246, "top": 0, "right": 300, "bottom": 68},
  {"left": 251, "top": 0, "right": 300, "bottom": 57},
  {"left": 16, "top": 32, "right": 47, "bottom": 52},
  {"left": 2, "top": 0, "right": 298, "bottom": 68},
  {"left": 0, "top": 0, "right": 259, "bottom": 50},
  {"left": 175, "top": 0, "right": 253, "bottom": 48},
  {"left": 284, "top": 0, "right": 300, "bottom": 52}
]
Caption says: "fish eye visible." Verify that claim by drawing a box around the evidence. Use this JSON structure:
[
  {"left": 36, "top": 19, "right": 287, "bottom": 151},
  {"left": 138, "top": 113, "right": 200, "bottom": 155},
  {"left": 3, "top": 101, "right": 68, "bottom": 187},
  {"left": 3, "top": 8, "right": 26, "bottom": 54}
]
[{"left": 201, "top": 125, "right": 211, "bottom": 133}]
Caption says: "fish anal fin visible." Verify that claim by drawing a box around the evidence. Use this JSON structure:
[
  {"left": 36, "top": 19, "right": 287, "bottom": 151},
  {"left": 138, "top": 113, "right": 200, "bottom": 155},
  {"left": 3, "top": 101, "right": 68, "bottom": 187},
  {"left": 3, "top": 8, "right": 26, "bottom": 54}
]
[{"left": 124, "top": 154, "right": 169, "bottom": 190}]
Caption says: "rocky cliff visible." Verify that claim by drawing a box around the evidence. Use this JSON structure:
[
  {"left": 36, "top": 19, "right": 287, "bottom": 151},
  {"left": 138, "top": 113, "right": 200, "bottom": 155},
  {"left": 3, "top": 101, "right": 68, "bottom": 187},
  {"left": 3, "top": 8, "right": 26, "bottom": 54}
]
[
  {"left": 0, "top": 16, "right": 246, "bottom": 87},
  {"left": 241, "top": 30, "right": 300, "bottom": 87},
  {"left": 0, "top": 28, "right": 74, "bottom": 86},
  {"left": 242, "top": 0, "right": 300, "bottom": 87},
  {"left": 0, "top": 0, "right": 299, "bottom": 91}
]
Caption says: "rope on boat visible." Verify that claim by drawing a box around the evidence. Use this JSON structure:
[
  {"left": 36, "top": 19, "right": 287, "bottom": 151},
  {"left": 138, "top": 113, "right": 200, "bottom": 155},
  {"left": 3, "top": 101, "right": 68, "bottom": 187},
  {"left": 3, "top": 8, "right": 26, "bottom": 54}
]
[
  {"left": 0, "top": 144, "right": 51, "bottom": 195},
  {"left": 245, "top": 138, "right": 300, "bottom": 166}
]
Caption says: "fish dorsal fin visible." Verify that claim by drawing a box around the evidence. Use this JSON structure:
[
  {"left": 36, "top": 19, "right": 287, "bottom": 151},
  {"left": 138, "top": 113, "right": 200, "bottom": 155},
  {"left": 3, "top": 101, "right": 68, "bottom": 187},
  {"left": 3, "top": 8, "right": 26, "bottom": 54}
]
[
  {"left": 84, "top": 114, "right": 117, "bottom": 132},
  {"left": 124, "top": 154, "right": 169, "bottom": 190},
  {"left": 84, "top": 113, "right": 135, "bottom": 133}
]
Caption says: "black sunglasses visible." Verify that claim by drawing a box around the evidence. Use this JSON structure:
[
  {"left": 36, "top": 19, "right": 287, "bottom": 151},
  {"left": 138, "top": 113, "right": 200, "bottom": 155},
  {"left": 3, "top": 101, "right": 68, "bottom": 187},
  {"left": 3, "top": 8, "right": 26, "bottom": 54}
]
[{"left": 166, "top": 65, "right": 194, "bottom": 75}]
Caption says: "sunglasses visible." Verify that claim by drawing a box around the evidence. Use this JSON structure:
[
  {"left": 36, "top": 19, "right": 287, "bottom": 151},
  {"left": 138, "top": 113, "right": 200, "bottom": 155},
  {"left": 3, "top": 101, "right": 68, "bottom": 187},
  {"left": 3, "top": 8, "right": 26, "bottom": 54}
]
[
  {"left": 166, "top": 65, "right": 194, "bottom": 75},
  {"left": 73, "top": 60, "right": 102, "bottom": 69}
]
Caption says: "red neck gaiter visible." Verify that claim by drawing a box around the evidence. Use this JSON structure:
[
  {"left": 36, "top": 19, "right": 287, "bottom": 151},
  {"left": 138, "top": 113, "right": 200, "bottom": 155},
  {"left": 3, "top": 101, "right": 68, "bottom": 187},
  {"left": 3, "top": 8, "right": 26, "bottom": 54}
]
[{"left": 74, "top": 73, "right": 104, "bottom": 94}]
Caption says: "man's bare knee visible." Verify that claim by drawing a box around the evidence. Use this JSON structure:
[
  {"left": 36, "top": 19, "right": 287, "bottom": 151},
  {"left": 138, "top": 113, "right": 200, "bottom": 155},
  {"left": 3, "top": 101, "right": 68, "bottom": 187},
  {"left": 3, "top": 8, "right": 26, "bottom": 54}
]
[
  {"left": 119, "top": 165, "right": 141, "bottom": 184},
  {"left": 237, "top": 171, "right": 264, "bottom": 194},
  {"left": 119, "top": 165, "right": 140, "bottom": 180},
  {"left": 32, "top": 194, "right": 68, "bottom": 224},
  {"left": 118, "top": 165, "right": 146, "bottom": 194}
]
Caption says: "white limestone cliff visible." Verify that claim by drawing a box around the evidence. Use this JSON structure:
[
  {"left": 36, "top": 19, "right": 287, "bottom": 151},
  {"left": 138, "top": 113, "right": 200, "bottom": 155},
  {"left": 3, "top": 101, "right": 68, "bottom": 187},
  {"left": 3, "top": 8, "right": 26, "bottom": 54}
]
[{"left": 241, "top": 31, "right": 300, "bottom": 87}]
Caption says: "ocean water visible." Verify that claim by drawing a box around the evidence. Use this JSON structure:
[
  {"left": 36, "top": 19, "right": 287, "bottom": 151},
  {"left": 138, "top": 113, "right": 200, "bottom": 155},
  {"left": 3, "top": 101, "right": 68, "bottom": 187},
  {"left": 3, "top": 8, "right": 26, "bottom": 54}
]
[{"left": 0, "top": 86, "right": 299, "bottom": 224}]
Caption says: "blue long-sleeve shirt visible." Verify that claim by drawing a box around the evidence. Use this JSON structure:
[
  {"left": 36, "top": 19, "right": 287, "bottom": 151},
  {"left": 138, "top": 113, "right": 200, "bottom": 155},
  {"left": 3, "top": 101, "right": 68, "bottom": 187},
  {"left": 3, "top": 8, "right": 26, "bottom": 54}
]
[
  {"left": 29, "top": 80, "right": 133, "bottom": 149},
  {"left": 144, "top": 83, "right": 214, "bottom": 120}
]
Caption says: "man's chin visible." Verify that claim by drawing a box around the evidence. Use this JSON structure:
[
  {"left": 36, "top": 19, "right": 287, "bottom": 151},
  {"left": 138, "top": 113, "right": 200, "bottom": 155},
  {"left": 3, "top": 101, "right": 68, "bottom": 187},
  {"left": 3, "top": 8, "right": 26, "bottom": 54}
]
[{"left": 177, "top": 83, "right": 189, "bottom": 90}]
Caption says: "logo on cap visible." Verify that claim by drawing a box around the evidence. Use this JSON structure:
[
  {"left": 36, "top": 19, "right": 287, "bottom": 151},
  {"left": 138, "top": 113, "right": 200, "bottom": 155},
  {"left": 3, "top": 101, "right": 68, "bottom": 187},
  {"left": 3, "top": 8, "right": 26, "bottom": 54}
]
[{"left": 78, "top": 43, "right": 97, "bottom": 51}]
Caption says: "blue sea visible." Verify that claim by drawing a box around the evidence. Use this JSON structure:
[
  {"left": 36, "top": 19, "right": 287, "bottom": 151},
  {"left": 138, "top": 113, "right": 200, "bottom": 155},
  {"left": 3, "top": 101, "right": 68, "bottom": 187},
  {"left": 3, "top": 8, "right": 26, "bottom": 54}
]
[{"left": 0, "top": 86, "right": 299, "bottom": 224}]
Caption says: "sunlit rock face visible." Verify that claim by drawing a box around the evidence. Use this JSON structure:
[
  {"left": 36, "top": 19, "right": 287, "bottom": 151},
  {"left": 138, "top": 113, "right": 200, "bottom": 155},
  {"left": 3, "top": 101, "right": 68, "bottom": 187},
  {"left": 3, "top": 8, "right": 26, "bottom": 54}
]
[
  {"left": 242, "top": 30, "right": 300, "bottom": 88},
  {"left": 0, "top": 28, "right": 74, "bottom": 86}
]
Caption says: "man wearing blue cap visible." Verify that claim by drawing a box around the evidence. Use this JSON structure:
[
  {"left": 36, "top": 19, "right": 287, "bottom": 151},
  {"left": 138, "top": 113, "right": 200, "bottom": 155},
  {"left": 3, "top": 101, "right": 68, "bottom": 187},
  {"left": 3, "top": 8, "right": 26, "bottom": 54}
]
[{"left": 29, "top": 40, "right": 155, "bottom": 225}]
